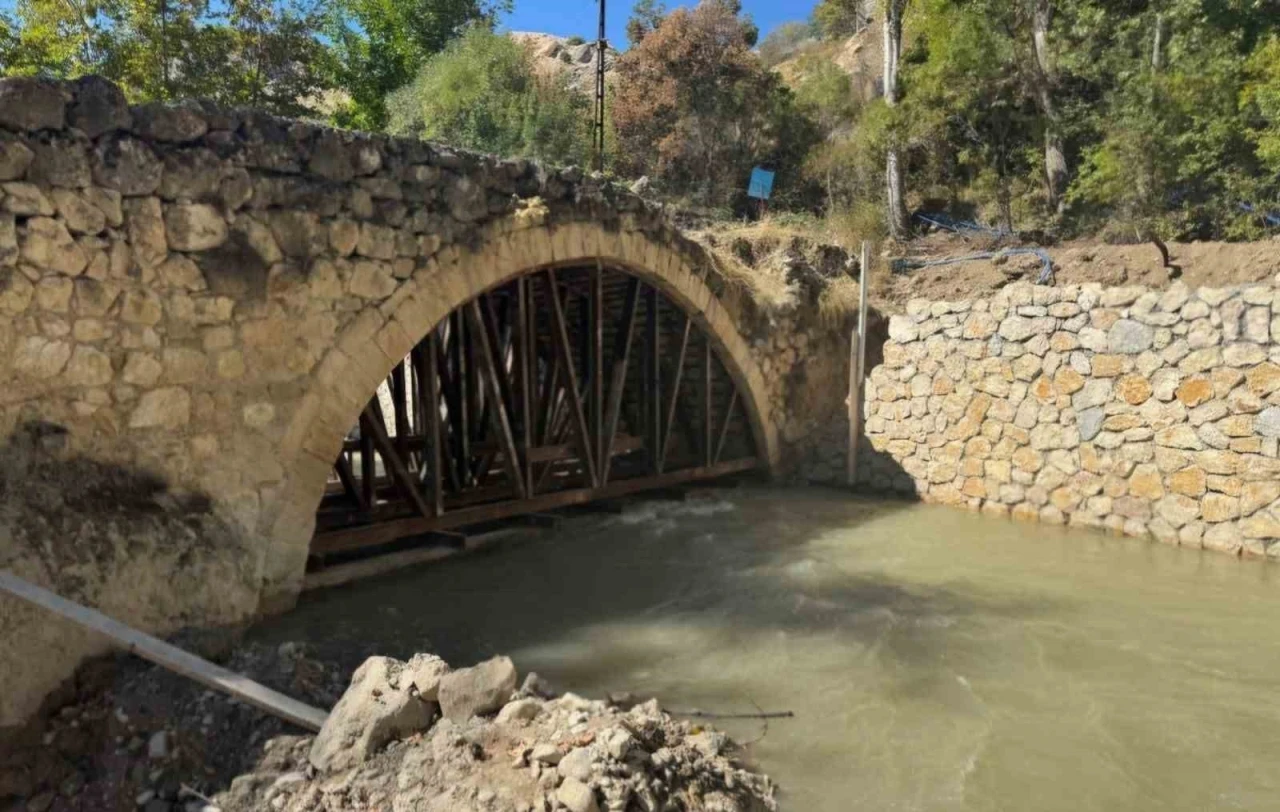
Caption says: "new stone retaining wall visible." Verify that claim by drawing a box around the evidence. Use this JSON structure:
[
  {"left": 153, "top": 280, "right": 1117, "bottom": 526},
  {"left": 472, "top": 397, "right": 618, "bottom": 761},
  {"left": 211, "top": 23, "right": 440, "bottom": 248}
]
[{"left": 859, "top": 280, "right": 1280, "bottom": 558}]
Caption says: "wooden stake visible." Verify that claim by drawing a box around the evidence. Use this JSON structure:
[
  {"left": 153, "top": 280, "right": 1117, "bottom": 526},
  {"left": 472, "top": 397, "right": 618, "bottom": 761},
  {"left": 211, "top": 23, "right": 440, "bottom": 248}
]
[
  {"left": 0, "top": 571, "right": 329, "bottom": 732},
  {"left": 848, "top": 241, "right": 871, "bottom": 487}
]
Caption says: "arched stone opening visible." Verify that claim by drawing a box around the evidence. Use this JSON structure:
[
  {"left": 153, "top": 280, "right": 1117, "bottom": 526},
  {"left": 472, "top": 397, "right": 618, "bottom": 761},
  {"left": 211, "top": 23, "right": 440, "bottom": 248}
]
[{"left": 260, "top": 218, "right": 779, "bottom": 610}]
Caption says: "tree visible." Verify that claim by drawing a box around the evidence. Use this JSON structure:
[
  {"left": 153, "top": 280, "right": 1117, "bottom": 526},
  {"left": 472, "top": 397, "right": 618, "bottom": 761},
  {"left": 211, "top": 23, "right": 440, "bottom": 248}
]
[
  {"left": 1028, "top": 0, "right": 1068, "bottom": 214},
  {"left": 613, "top": 0, "right": 818, "bottom": 209},
  {"left": 387, "top": 26, "right": 597, "bottom": 166},
  {"left": 1, "top": 0, "right": 334, "bottom": 116},
  {"left": 1064, "top": 1, "right": 1275, "bottom": 238},
  {"left": 221, "top": 0, "right": 336, "bottom": 116},
  {"left": 883, "top": 0, "right": 910, "bottom": 238},
  {"left": 326, "top": 0, "right": 510, "bottom": 130},
  {"left": 1245, "top": 36, "right": 1280, "bottom": 176},
  {"left": 0, "top": 0, "right": 103, "bottom": 77},
  {"left": 813, "top": 0, "right": 872, "bottom": 40},
  {"left": 626, "top": 0, "right": 667, "bottom": 46},
  {"left": 0, "top": 14, "right": 14, "bottom": 67}
]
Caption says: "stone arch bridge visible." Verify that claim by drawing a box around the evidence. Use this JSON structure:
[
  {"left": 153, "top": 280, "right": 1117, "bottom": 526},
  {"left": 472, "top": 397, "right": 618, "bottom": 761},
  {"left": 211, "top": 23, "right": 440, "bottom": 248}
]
[{"left": 0, "top": 79, "right": 855, "bottom": 727}]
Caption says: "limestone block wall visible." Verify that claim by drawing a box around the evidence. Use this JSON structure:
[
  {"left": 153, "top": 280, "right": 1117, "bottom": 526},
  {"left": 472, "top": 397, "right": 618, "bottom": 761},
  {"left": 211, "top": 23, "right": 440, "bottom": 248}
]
[
  {"left": 0, "top": 76, "right": 785, "bottom": 728},
  {"left": 744, "top": 309, "right": 863, "bottom": 483},
  {"left": 860, "top": 280, "right": 1280, "bottom": 559}
]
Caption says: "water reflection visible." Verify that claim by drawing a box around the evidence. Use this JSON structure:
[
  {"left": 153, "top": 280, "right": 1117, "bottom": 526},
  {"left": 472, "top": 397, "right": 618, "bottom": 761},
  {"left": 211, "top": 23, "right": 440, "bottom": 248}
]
[{"left": 256, "top": 488, "right": 1280, "bottom": 811}]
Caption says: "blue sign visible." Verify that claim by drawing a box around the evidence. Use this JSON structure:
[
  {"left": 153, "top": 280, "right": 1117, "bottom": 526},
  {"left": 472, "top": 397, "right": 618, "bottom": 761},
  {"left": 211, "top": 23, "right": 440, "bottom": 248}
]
[{"left": 748, "top": 167, "right": 775, "bottom": 201}]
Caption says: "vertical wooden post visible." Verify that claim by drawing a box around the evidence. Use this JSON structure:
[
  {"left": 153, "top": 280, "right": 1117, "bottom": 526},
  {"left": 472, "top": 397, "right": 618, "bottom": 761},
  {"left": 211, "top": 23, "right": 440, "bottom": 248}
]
[
  {"left": 704, "top": 340, "right": 713, "bottom": 468},
  {"left": 848, "top": 241, "right": 871, "bottom": 487},
  {"left": 359, "top": 412, "right": 376, "bottom": 507},
  {"left": 591, "top": 263, "right": 604, "bottom": 472},
  {"left": 425, "top": 332, "right": 443, "bottom": 516},
  {"left": 517, "top": 277, "right": 534, "bottom": 493},
  {"left": 646, "top": 285, "right": 660, "bottom": 473}
]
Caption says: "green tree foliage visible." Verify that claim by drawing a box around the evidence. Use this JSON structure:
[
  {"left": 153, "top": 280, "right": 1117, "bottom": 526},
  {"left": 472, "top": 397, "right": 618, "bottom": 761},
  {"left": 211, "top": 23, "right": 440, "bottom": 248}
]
[
  {"left": 626, "top": 0, "right": 668, "bottom": 46},
  {"left": 0, "top": 14, "right": 14, "bottom": 68},
  {"left": 386, "top": 26, "right": 597, "bottom": 166},
  {"left": 801, "top": 0, "right": 1280, "bottom": 239},
  {"left": 0, "top": 0, "right": 334, "bottom": 116},
  {"left": 614, "top": 0, "right": 818, "bottom": 210},
  {"left": 1247, "top": 36, "right": 1280, "bottom": 174},
  {"left": 812, "top": 0, "right": 870, "bottom": 40},
  {"left": 326, "top": 0, "right": 510, "bottom": 131}
]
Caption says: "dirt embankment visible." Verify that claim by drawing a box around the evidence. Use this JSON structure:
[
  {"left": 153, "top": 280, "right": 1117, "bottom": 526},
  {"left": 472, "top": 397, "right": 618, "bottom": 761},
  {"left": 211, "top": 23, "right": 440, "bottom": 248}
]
[
  {"left": 882, "top": 231, "right": 1280, "bottom": 310},
  {"left": 696, "top": 219, "right": 1280, "bottom": 316}
]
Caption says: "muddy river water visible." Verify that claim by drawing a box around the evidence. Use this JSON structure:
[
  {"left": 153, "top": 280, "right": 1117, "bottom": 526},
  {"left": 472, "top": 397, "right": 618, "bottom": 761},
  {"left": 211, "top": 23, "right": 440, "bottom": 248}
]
[{"left": 254, "top": 488, "right": 1280, "bottom": 811}]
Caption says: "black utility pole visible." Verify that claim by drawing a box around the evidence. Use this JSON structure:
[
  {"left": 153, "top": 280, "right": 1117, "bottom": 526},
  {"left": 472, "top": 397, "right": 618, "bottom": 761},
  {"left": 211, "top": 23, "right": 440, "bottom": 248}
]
[{"left": 594, "top": 0, "right": 607, "bottom": 173}]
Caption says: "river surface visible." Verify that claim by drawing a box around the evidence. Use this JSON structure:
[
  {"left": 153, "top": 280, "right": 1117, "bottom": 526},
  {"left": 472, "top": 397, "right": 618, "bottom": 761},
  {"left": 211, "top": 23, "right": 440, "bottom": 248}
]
[{"left": 254, "top": 488, "right": 1280, "bottom": 811}]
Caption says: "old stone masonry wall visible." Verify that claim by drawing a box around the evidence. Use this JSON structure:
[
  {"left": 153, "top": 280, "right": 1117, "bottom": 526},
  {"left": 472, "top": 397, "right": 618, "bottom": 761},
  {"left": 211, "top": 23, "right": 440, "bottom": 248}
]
[
  {"left": 860, "top": 280, "right": 1280, "bottom": 559},
  {"left": 0, "top": 75, "right": 786, "bottom": 729}
]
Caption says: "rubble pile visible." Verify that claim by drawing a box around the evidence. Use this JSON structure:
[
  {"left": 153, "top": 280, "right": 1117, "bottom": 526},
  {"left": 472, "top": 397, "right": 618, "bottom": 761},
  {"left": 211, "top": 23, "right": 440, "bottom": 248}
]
[{"left": 216, "top": 653, "right": 778, "bottom": 812}]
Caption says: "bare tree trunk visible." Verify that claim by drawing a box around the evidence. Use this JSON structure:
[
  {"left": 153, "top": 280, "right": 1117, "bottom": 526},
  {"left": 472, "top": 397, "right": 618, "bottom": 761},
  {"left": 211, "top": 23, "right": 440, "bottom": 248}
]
[
  {"left": 883, "top": 0, "right": 909, "bottom": 239},
  {"left": 1151, "top": 13, "right": 1165, "bottom": 70},
  {"left": 1030, "top": 0, "right": 1067, "bottom": 215}
]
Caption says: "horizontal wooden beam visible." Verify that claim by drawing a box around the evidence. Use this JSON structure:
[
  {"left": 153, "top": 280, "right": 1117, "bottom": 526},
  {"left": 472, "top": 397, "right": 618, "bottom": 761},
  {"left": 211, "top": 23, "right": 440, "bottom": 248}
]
[
  {"left": 311, "top": 457, "right": 761, "bottom": 556},
  {"left": 0, "top": 571, "right": 329, "bottom": 732}
]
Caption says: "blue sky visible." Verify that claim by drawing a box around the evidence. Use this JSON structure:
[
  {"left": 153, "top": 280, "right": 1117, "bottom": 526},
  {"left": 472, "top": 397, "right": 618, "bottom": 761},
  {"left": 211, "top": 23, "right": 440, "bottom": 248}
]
[
  {"left": 500, "top": 1, "right": 818, "bottom": 49},
  {"left": 0, "top": 0, "right": 817, "bottom": 50}
]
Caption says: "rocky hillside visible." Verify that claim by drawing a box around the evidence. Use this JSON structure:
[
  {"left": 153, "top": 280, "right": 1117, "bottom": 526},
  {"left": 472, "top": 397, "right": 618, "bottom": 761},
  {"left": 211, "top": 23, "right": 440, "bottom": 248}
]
[
  {"left": 510, "top": 32, "right": 617, "bottom": 93},
  {"left": 773, "top": 25, "right": 883, "bottom": 102}
]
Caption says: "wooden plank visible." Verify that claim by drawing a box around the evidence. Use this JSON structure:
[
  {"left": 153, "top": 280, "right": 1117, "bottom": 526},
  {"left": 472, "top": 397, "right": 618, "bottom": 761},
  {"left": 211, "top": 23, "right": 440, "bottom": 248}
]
[
  {"left": 516, "top": 277, "right": 534, "bottom": 491},
  {"left": 591, "top": 263, "right": 604, "bottom": 472},
  {"left": 391, "top": 360, "right": 409, "bottom": 458},
  {"left": 704, "top": 340, "right": 713, "bottom": 467},
  {"left": 304, "top": 528, "right": 532, "bottom": 592},
  {"left": 713, "top": 390, "right": 738, "bottom": 467},
  {"left": 333, "top": 454, "right": 367, "bottom": 512},
  {"left": 527, "top": 434, "right": 643, "bottom": 464},
  {"left": 312, "top": 456, "right": 762, "bottom": 555},
  {"left": 481, "top": 293, "right": 518, "bottom": 422},
  {"left": 544, "top": 269, "right": 598, "bottom": 486},
  {"left": 468, "top": 300, "right": 527, "bottom": 498},
  {"left": 659, "top": 317, "right": 692, "bottom": 473},
  {"left": 0, "top": 571, "right": 329, "bottom": 732},
  {"left": 537, "top": 350, "right": 560, "bottom": 447},
  {"left": 423, "top": 334, "right": 444, "bottom": 515},
  {"left": 601, "top": 277, "right": 641, "bottom": 483},
  {"left": 359, "top": 413, "right": 376, "bottom": 508},
  {"left": 362, "top": 402, "right": 435, "bottom": 520},
  {"left": 646, "top": 285, "right": 661, "bottom": 473},
  {"left": 445, "top": 314, "right": 471, "bottom": 488}
]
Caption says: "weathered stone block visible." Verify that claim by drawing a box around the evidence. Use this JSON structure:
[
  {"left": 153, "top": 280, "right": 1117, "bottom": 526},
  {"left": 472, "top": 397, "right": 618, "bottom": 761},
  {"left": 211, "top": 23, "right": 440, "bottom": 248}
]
[
  {"left": 131, "top": 101, "right": 208, "bottom": 143},
  {"left": 128, "top": 386, "right": 190, "bottom": 428},
  {"left": 1175, "top": 377, "right": 1213, "bottom": 407},
  {"left": 0, "top": 132, "right": 34, "bottom": 181},
  {"left": 92, "top": 135, "right": 162, "bottom": 195},
  {"left": 164, "top": 203, "right": 228, "bottom": 252},
  {"left": 1108, "top": 319, "right": 1154, "bottom": 353},
  {"left": 438, "top": 656, "right": 518, "bottom": 723},
  {"left": 62, "top": 345, "right": 113, "bottom": 386},
  {"left": 0, "top": 78, "right": 70, "bottom": 131},
  {"left": 20, "top": 217, "right": 87, "bottom": 276},
  {"left": 13, "top": 336, "right": 71, "bottom": 378}
]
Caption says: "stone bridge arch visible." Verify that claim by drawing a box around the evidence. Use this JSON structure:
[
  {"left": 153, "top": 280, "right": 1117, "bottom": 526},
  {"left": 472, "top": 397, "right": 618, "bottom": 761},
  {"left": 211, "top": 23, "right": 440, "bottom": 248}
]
[
  {"left": 0, "top": 77, "right": 785, "bottom": 726},
  {"left": 264, "top": 214, "right": 780, "bottom": 609}
]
